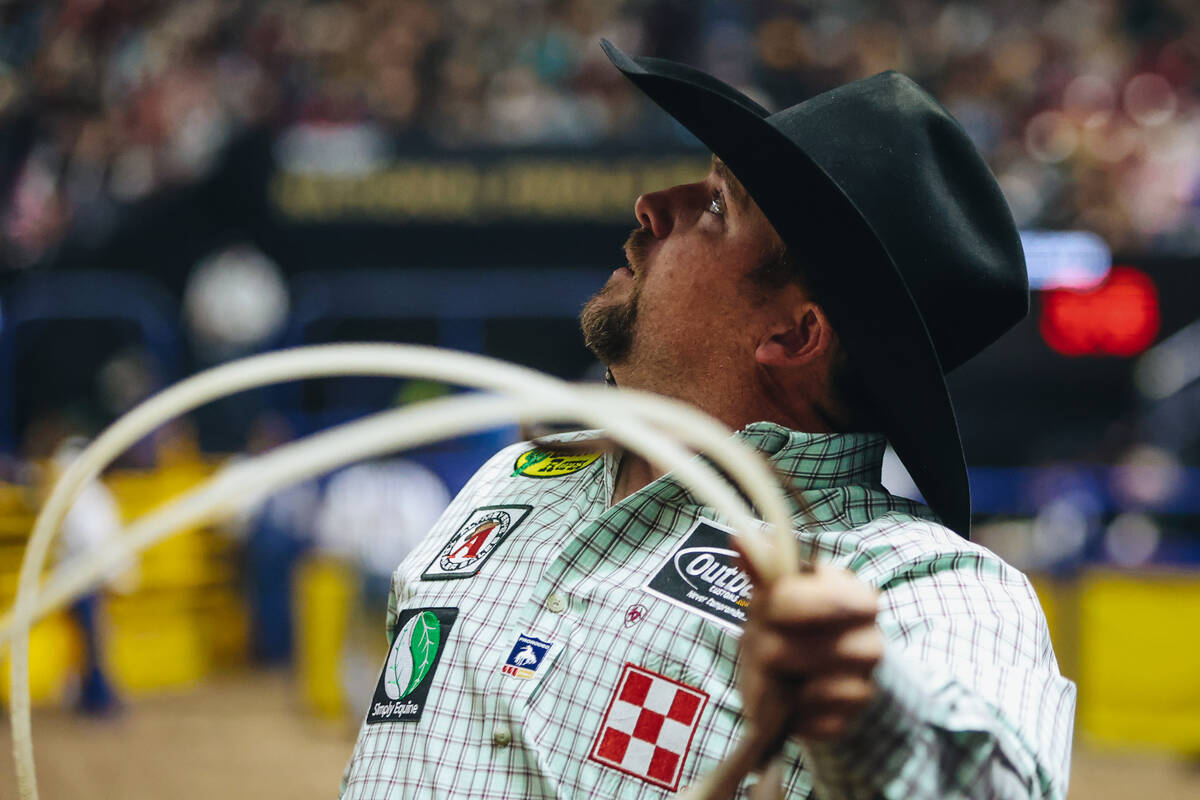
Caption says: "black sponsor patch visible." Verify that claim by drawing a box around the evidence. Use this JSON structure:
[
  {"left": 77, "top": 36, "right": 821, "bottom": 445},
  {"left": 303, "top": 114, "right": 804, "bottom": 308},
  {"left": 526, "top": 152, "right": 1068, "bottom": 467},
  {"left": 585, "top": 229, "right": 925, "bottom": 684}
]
[
  {"left": 367, "top": 607, "right": 458, "bottom": 724},
  {"left": 643, "top": 519, "right": 753, "bottom": 632}
]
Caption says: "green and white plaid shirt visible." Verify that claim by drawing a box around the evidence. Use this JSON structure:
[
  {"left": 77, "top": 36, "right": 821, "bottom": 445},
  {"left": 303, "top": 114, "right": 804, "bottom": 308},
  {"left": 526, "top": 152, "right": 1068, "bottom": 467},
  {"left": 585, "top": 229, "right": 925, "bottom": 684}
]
[{"left": 341, "top": 424, "right": 1075, "bottom": 799}]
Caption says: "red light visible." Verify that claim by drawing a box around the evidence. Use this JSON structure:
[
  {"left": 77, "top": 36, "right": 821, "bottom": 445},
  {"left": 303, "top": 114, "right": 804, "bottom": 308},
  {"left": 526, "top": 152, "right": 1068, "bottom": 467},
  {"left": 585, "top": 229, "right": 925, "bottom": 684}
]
[{"left": 1039, "top": 266, "right": 1160, "bottom": 357}]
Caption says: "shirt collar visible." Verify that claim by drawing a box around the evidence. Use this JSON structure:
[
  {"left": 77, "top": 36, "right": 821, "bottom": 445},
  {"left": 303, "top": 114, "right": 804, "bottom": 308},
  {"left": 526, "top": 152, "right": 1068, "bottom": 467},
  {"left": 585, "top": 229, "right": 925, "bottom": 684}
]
[
  {"left": 733, "top": 422, "right": 887, "bottom": 492},
  {"left": 598, "top": 422, "right": 889, "bottom": 511}
]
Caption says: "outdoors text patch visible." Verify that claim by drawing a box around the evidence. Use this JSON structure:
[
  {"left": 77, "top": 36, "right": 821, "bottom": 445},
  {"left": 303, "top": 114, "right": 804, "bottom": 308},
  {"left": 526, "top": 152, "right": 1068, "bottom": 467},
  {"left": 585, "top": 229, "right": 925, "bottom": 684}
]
[{"left": 643, "top": 519, "right": 753, "bottom": 632}]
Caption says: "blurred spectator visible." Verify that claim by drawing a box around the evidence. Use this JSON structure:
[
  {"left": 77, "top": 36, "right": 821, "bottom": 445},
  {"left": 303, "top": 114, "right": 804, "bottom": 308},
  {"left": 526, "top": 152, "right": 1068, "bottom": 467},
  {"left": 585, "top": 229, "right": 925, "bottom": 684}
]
[
  {"left": 47, "top": 434, "right": 137, "bottom": 715},
  {"left": 315, "top": 457, "right": 450, "bottom": 590},
  {"left": 4, "top": 0, "right": 1200, "bottom": 265},
  {"left": 239, "top": 412, "right": 320, "bottom": 663}
]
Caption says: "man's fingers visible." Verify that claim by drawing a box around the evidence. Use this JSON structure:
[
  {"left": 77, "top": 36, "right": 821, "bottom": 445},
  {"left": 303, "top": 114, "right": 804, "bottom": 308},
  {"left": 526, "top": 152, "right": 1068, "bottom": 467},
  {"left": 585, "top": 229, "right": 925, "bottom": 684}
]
[
  {"left": 786, "top": 675, "right": 877, "bottom": 741},
  {"left": 736, "top": 563, "right": 884, "bottom": 746},
  {"left": 796, "top": 672, "right": 876, "bottom": 709},
  {"left": 736, "top": 672, "right": 873, "bottom": 739},
  {"left": 757, "top": 566, "right": 878, "bottom": 629},
  {"left": 793, "top": 712, "right": 853, "bottom": 742},
  {"left": 743, "top": 623, "right": 883, "bottom": 675}
]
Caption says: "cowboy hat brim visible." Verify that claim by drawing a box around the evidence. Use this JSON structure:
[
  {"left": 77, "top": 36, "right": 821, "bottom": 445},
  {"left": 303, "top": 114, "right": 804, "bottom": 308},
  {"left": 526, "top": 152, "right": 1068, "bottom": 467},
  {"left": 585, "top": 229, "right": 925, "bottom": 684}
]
[{"left": 601, "top": 40, "right": 971, "bottom": 535}]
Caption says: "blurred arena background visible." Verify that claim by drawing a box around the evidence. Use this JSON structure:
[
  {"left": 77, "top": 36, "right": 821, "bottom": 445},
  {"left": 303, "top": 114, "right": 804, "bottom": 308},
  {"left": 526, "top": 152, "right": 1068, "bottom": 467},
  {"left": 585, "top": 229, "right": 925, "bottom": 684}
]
[{"left": 1, "top": 0, "right": 1199, "bottom": 796}]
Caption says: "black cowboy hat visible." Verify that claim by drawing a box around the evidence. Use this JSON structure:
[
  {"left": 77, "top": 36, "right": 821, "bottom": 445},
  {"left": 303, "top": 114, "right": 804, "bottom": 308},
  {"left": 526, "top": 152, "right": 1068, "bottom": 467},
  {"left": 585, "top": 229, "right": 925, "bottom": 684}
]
[{"left": 601, "top": 40, "right": 1028, "bottom": 537}]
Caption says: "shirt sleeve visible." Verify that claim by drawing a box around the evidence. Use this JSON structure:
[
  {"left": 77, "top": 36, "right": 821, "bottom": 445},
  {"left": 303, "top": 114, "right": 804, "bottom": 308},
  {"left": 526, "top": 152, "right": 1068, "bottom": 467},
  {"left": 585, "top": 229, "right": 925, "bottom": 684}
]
[{"left": 801, "top": 547, "right": 1077, "bottom": 799}]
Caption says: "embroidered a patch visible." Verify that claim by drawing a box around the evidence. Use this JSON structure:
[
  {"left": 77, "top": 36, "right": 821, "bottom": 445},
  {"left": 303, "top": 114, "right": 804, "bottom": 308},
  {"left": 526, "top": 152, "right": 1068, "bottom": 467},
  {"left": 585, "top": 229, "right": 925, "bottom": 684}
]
[
  {"left": 589, "top": 663, "right": 709, "bottom": 792},
  {"left": 421, "top": 505, "right": 532, "bottom": 580},
  {"left": 512, "top": 448, "right": 601, "bottom": 478},
  {"left": 500, "top": 633, "right": 559, "bottom": 680},
  {"left": 643, "top": 518, "right": 753, "bottom": 632},
  {"left": 624, "top": 604, "right": 648, "bottom": 628},
  {"left": 367, "top": 607, "right": 458, "bottom": 724}
]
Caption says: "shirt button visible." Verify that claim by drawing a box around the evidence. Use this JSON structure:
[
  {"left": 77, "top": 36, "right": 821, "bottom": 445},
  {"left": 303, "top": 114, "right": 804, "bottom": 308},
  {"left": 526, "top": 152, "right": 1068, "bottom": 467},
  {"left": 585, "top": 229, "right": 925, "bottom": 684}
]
[
  {"left": 492, "top": 726, "right": 512, "bottom": 748},
  {"left": 546, "top": 593, "right": 567, "bottom": 614}
]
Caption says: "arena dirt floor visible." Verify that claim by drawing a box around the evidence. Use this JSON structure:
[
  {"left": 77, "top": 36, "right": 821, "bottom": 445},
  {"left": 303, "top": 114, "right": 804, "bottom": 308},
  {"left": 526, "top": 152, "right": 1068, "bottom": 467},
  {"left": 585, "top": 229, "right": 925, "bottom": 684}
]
[{"left": 2, "top": 671, "right": 1198, "bottom": 799}]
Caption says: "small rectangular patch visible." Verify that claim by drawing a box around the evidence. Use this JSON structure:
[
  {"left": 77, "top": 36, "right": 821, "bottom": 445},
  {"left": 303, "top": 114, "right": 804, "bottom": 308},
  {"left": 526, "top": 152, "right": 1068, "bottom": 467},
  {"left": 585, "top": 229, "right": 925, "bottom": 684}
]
[
  {"left": 366, "top": 607, "right": 458, "bottom": 724},
  {"left": 421, "top": 505, "right": 532, "bottom": 581},
  {"left": 589, "top": 663, "right": 709, "bottom": 792},
  {"left": 642, "top": 518, "right": 754, "bottom": 632},
  {"left": 500, "top": 633, "right": 559, "bottom": 680}
]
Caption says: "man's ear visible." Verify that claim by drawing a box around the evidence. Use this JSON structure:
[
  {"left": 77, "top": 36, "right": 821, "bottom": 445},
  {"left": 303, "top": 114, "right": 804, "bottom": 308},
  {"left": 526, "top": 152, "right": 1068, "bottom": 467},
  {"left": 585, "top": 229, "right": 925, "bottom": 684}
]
[{"left": 754, "top": 303, "right": 834, "bottom": 367}]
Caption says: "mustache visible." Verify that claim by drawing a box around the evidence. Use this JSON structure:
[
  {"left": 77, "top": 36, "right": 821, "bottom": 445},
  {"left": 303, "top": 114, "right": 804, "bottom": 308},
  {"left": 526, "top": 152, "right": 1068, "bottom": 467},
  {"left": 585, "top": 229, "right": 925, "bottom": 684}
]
[{"left": 623, "top": 226, "right": 655, "bottom": 273}]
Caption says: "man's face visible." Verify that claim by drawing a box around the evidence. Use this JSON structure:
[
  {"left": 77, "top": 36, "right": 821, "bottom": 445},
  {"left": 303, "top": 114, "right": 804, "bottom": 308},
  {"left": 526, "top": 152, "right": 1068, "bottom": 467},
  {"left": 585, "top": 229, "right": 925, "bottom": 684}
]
[{"left": 580, "top": 157, "right": 788, "bottom": 407}]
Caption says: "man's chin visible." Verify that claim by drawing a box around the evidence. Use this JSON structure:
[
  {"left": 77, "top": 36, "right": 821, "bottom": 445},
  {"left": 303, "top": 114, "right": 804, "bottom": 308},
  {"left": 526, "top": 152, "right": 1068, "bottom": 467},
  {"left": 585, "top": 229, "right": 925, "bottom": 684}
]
[{"left": 580, "top": 293, "right": 638, "bottom": 367}]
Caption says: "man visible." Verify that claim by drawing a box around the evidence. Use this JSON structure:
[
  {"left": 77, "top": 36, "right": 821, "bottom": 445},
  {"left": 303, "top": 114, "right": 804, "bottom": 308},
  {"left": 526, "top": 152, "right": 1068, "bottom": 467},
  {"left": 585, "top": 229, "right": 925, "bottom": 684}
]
[{"left": 340, "top": 42, "right": 1075, "bottom": 799}]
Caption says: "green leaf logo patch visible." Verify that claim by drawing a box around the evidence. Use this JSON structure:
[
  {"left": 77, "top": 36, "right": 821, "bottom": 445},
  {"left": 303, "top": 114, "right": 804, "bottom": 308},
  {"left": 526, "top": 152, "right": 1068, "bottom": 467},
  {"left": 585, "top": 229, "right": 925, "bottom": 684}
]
[
  {"left": 383, "top": 611, "right": 441, "bottom": 700},
  {"left": 369, "top": 607, "right": 457, "bottom": 724},
  {"left": 405, "top": 611, "right": 441, "bottom": 695}
]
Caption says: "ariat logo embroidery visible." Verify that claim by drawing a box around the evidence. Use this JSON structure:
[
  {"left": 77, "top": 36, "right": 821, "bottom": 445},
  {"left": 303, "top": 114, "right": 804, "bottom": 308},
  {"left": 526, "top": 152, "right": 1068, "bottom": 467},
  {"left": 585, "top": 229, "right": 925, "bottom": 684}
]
[{"left": 624, "top": 604, "right": 648, "bottom": 627}]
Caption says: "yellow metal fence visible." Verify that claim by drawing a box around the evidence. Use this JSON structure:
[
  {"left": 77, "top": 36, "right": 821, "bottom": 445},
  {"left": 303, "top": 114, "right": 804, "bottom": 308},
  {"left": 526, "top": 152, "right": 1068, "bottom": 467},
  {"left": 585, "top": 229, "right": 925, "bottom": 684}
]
[{"left": 0, "top": 464, "right": 247, "bottom": 704}]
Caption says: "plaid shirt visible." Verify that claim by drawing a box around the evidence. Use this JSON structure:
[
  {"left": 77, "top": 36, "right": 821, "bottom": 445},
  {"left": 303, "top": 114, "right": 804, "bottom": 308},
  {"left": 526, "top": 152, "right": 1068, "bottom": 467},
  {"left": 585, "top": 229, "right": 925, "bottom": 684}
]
[{"left": 341, "top": 423, "right": 1075, "bottom": 799}]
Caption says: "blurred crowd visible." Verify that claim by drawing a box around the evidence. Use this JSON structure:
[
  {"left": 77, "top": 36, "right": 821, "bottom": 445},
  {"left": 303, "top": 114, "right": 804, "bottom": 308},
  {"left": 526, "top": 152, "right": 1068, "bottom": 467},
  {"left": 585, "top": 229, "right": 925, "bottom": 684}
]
[{"left": 3, "top": 0, "right": 1200, "bottom": 265}]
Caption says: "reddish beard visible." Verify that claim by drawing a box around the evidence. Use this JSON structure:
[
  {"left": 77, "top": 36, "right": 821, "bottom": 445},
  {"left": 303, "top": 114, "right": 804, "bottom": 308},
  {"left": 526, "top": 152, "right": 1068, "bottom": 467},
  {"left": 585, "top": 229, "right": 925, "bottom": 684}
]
[
  {"left": 580, "top": 282, "right": 639, "bottom": 365},
  {"left": 579, "top": 226, "right": 653, "bottom": 365}
]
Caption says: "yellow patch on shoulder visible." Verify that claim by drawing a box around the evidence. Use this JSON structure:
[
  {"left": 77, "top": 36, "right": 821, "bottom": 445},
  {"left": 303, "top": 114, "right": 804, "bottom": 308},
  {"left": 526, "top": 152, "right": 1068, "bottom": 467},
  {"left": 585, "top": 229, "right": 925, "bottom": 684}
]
[{"left": 512, "top": 448, "right": 602, "bottom": 478}]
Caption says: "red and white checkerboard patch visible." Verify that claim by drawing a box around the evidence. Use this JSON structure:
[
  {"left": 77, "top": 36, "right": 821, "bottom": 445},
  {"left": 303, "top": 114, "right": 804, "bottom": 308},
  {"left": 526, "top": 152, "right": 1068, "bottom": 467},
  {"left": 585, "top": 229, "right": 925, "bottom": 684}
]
[{"left": 589, "top": 662, "right": 709, "bottom": 792}]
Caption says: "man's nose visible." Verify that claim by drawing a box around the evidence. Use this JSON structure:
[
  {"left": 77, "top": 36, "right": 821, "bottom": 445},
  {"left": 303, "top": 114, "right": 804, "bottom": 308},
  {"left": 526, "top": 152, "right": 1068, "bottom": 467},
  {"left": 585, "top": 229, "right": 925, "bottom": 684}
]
[
  {"left": 634, "top": 188, "right": 674, "bottom": 239},
  {"left": 642, "top": 177, "right": 712, "bottom": 232},
  {"left": 634, "top": 182, "right": 707, "bottom": 237}
]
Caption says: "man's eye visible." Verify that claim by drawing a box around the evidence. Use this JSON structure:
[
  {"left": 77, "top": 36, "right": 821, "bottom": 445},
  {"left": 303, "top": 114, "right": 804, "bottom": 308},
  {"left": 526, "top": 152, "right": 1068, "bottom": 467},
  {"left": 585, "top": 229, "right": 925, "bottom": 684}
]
[{"left": 708, "top": 189, "right": 725, "bottom": 216}]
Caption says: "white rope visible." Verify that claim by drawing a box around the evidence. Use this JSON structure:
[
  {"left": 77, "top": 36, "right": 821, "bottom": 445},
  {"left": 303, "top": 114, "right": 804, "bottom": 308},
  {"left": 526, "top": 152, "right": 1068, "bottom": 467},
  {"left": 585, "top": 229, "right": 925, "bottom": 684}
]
[
  {"left": 3, "top": 390, "right": 787, "bottom": 642},
  {"left": 6, "top": 344, "right": 800, "bottom": 800}
]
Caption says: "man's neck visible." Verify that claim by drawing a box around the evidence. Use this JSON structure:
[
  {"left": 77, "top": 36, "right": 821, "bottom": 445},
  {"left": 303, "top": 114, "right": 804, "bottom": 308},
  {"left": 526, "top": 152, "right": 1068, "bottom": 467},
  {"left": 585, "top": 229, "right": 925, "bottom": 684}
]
[{"left": 611, "top": 451, "right": 661, "bottom": 505}]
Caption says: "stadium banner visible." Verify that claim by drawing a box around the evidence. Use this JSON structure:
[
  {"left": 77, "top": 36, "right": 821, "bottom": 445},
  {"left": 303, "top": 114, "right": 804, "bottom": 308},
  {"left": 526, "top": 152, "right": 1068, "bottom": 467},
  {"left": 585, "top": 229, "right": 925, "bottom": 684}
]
[{"left": 270, "top": 153, "right": 710, "bottom": 224}]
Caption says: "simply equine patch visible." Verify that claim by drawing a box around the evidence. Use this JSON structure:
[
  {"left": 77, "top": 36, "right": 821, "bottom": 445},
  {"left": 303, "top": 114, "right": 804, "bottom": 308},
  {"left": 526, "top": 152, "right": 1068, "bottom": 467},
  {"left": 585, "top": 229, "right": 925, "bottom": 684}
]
[{"left": 367, "top": 607, "right": 458, "bottom": 723}]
